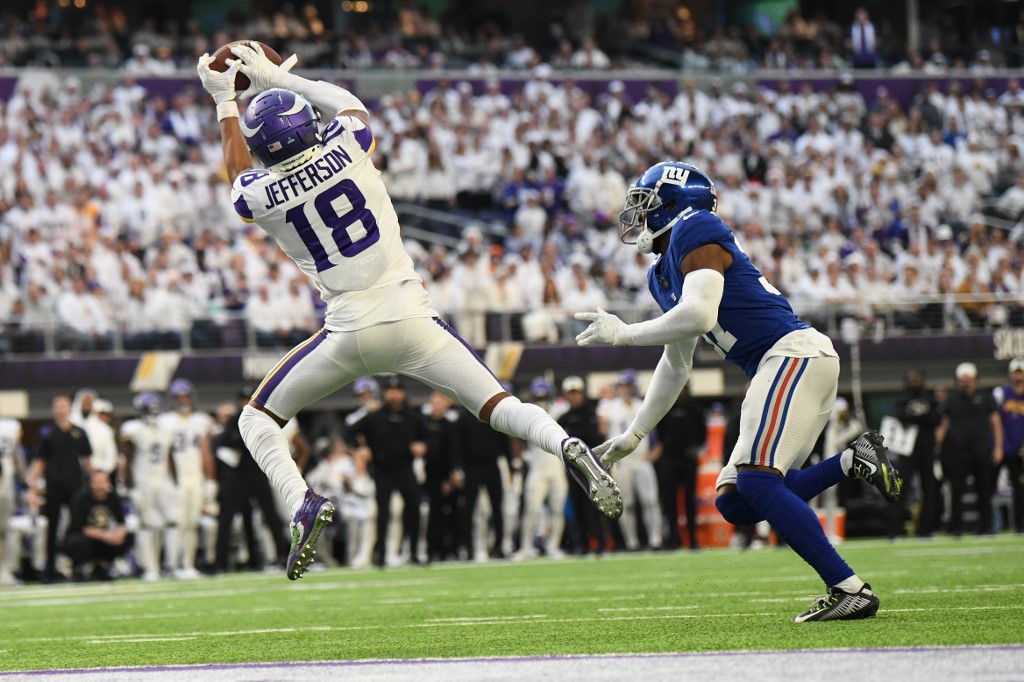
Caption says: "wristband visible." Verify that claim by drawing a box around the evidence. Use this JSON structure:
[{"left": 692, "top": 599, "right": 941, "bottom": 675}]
[{"left": 216, "top": 101, "right": 239, "bottom": 121}]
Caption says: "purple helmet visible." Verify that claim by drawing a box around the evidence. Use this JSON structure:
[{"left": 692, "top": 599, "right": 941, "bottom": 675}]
[
  {"left": 618, "top": 370, "right": 638, "bottom": 386},
  {"left": 168, "top": 378, "right": 194, "bottom": 397},
  {"left": 352, "top": 376, "right": 379, "bottom": 397},
  {"left": 133, "top": 392, "right": 161, "bottom": 418},
  {"left": 240, "top": 88, "right": 321, "bottom": 170},
  {"left": 530, "top": 377, "right": 553, "bottom": 398}
]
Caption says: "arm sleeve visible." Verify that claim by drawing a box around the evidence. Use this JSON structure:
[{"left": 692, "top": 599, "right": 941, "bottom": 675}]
[
  {"left": 625, "top": 269, "right": 724, "bottom": 346},
  {"left": 628, "top": 337, "right": 698, "bottom": 438},
  {"left": 278, "top": 73, "right": 368, "bottom": 118}
]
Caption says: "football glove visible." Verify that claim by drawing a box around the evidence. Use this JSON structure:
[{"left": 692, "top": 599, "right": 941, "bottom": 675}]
[
  {"left": 196, "top": 53, "right": 240, "bottom": 105},
  {"left": 593, "top": 430, "right": 643, "bottom": 467},
  {"left": 575, "top": 308, "right": 631, "bottom": 347},
  {"left": 229, "top": 43, "right": 299, "bottom": 100}
]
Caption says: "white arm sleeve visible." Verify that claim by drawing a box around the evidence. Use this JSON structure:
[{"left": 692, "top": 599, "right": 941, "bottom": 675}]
[
  {"left": 628, "top": 337, "right": 698, "bottom": 438},
  {"left": 625, "top": 269, "right": 724, "bottom": 346},
  {"left": 278, "top": 72, "right": 368, "bottom": 118}
]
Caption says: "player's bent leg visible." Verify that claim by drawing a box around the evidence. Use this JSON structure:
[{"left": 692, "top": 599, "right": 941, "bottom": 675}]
[
  {"left": 393, "top": 317, "right": 623, "bottom": 520},
  {"left": 241, "top": 330, "right": 365, "bottom": 579}
]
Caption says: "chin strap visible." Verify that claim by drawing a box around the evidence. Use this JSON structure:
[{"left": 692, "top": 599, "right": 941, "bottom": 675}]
[{"left": 635, "top": 206, "right": 695, "bottom": 254}]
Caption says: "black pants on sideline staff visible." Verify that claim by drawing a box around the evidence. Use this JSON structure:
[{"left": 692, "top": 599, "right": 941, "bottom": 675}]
[
  {"left": 461, "top": 464, "right": 504, "bottom": 558},
  {"left": 44, "top": 487, "right": 78, "bottom": 578},
  {"left": 216, "top": 467, "right": 288, "bottom": 570},
  {"left": 373, "top": 469, "right": 422, "bottom": 565}
]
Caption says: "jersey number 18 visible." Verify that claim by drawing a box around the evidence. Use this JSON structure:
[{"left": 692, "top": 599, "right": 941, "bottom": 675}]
[{"left": 285, "top": 179, "right": 381, "bottom": 272}]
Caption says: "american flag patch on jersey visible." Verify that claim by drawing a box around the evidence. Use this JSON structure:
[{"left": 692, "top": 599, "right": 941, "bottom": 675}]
[{"left": 268, "top": 141, "right": 283, "bottom": 152}]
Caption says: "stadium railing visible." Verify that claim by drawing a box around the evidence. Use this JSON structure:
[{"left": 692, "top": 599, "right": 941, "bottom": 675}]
[{"left": 0, "top": 292, "right": 1018, "bottom": 357}]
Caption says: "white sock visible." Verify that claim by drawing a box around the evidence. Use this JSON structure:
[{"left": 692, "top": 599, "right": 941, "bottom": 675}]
[
  {"left": 840, "top": 448, "right": 855, "bottom": 476},
  {"left": 834, "top": 575, "right": 867, "bottom": 593},
  {"left": 164, "top": 526, "right": 179, "bottom": 572},
  {"left": 488, "top": 397, "right": 568, "bottom": 457},
  {"left": 239, "top": 405, "right": 309, "bottom": 514}
]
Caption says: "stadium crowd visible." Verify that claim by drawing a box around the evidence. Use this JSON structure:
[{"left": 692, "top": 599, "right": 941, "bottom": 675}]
[
  {"left": 1, "top": 356, "right": 1019, "bottom": 585},
  {"left": 3, "top": 63, "right": 1024, "bottom": 353},
  {"left": 0, "top": 2, "right": 1017, "bottom": 73}
]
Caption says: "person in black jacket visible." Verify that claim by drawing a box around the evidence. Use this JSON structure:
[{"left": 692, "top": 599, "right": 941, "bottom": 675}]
[
  {"left": 350, "top": 375, "right": 427, "bottom": 567},
  {"left": 63, "top": 470, "right": 129, "bottom": 581},
  {"left": 653, "top": 388, "right": 706, "bottom": 550},
  {"left": 892, "top": 369, "right": 943, "bottom": 537},
  {"left": 937, "top": 363, "right": 1003, "bottom": 535},
  {"left": 558, "top": 377, "right": 609, "bottom": 555},
  {"left": 457, "top": 398, "right": 512, "bottom": 561},
  {"left": 213, "top": 391, "right": 289, "bottom": 572},
  {"left": 422, "top": 391, "right": 462, "bottom": 562},
  {"left": 27, "top": 394, "right": 92, "bottom": 582}
]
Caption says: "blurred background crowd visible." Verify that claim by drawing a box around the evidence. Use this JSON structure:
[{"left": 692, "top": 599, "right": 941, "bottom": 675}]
[{"left": 4, "top": 63, "right": 1024, "bottom": 353}]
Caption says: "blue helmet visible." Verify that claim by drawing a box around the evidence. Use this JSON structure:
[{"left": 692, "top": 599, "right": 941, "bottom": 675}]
[
  {"left": 619, "top": 161, "right": 718, "bottom": 254},
  {"left": 240, "top": 88, "right": 321, "bottom": 171}
]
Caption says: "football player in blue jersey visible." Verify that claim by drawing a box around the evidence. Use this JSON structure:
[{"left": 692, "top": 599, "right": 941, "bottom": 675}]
[{"left": 575, "top": 161, "right": 904, "bottom": 622}]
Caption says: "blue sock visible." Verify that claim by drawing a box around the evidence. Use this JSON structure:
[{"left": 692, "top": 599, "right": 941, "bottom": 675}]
[
  {"left": 783, "top": 454, "right": 846, "bottom": 502},
  {"left": 715, "top": 455, "right": 846, "bottom": 525},
  {"left": 736, "top": 470, "right": 854, "bottom": 587}
]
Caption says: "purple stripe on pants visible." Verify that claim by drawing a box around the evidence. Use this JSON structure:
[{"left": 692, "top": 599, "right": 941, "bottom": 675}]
[
  {"left": 253, "top": 328, "right": 329, "bottom": 406},
  {"left": 432, "top": 317, "right": 498, "bottom": 381}
]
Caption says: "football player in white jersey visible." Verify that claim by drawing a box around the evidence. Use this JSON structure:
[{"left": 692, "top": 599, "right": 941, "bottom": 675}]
[
  {"left": 0, "top": 415, "right": 22, "bottom": 586},
  {"left": 120, "top": 393, "right": 176, "bottom": 581},
  {"left": 597, "top": 371, "right": 663, "bottom": 551},
  {"left": 514, "top": 378, "right": 569, "bottom": 561},
  {"left": 197, "top": 45, "right": 621, "bottom": 579},
  {"left": 157, "top": 379, "right": 215, "bottom": 579}
]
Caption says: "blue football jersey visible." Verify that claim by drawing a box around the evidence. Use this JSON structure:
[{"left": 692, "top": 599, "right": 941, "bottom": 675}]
[{"left": 646, "top": 210, "right": 808, "bottom": 377}]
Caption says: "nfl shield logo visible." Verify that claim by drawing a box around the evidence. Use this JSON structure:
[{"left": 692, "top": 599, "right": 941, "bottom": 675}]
[{"left": 268, "top": 141, "right": 283, "bottom": 152}]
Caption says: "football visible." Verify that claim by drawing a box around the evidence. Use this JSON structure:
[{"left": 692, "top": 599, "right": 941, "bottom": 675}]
[{"left": 210, "top": 40, "right": 283, "bottom": 93}]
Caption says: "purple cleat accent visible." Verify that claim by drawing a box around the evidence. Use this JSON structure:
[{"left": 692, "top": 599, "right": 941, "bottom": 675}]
[
  {"left": 562, "top": 437, "right": 623, "bottom": 520},
  {"left": 286, "top": 488, "right": 335, "bottom": 581}
]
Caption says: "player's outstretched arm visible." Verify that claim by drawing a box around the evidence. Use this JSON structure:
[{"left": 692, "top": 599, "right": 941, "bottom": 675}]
[
  {"left": 196, "top": 54, "right": 251, "bottom": 185},
  {"left": 229, "top": 44, "right": 369, "bottom": 125},
  {"left": 595, "top": 337, "right": 697, "bottom": 467},
  {"left": 575, "top": 245, "right": 728, "bottom": 347}
]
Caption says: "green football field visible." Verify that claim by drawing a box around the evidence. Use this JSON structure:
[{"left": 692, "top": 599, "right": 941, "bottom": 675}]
[{"left": 1, "top": 535, "right": 1022, "bottom": 674}]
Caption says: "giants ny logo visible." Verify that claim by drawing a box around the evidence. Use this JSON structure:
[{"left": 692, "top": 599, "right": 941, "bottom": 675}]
[{"left": 661, "top": 166, "right": 691, "bottom": 185}]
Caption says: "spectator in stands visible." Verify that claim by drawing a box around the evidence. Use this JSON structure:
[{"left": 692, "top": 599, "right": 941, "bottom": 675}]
[{"left": 936, "top": 362, "right": 1002, "bottom": 535}]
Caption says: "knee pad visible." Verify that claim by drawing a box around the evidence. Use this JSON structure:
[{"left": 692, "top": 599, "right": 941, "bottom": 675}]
[{"left": 715, "top": 491, "right": 761, "bottom": 525}]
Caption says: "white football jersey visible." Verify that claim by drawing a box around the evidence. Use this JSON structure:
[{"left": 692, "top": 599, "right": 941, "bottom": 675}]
[
  {"left": 158, "top": 411, "right": 212, "bottom": 484},
  {"left": 231, "top": 114, "right": 437, "bottom": 332},
  {"left": 597, "top": 397, "right": 650, "bottom": 458},
  {"left": 120, "top": 418, "right": 174, "bottom": 483},
  {"left": 0, "top": 418, "right": 21, "bottom": 490}
]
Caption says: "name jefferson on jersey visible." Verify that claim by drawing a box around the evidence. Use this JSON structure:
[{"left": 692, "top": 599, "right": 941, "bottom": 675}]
[{"left": 231, "top": 114, "right": 436, "bottom": 332}]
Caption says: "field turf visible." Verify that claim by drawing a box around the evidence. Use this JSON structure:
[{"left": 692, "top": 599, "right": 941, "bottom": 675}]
[{"left": 0, "top": 534, "right": 1021, "bottom": 673}]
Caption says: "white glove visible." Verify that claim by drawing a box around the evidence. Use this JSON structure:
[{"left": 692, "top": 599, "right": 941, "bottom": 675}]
[
  {"left": 594, "top": 430, "right": 643, "bottom": 467},
  {"left": 229, "top": 43, "right": 298, "bottom": 100},
  {"left": 196, "top": 53, "right": 240, "bottom": 105},
  {"left": 575, "top": 308, "right": 632, "bottom": 347}
]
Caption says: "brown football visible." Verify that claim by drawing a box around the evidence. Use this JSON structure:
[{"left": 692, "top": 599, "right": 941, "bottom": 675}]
[{"left": 210, "top": 40, "right": 283, "bottom": 93}]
